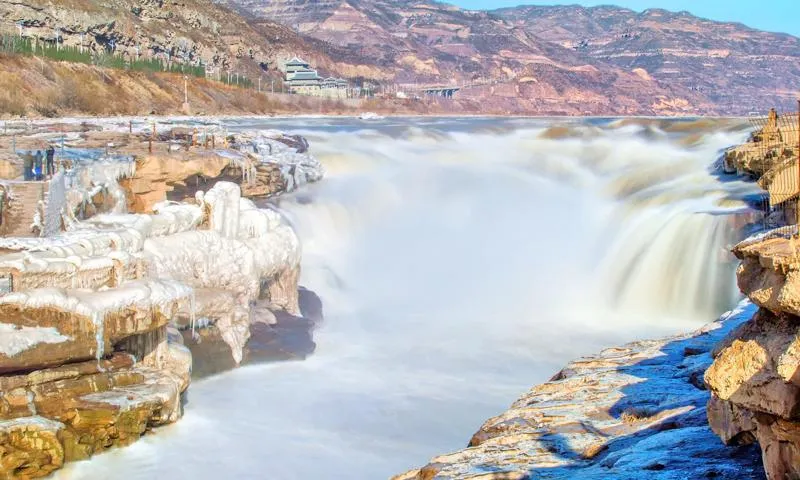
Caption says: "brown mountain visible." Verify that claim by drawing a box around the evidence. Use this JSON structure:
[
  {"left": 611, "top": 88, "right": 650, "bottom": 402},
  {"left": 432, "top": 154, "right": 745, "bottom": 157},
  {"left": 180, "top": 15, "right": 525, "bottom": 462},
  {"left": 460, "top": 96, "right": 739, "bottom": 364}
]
[
  {"left": 220, "top": 0, "right": 800, "bottom": 115},
  {"left": 494, "top": 5, "right": 800, "bottom": 113}
]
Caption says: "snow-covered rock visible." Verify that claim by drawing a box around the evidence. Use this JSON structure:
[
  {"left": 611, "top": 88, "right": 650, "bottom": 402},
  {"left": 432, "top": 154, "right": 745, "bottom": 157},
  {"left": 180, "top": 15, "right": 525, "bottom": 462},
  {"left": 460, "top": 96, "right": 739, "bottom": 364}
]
[{"left": 0, "top": 118, "right": 319, "bottom": 478}]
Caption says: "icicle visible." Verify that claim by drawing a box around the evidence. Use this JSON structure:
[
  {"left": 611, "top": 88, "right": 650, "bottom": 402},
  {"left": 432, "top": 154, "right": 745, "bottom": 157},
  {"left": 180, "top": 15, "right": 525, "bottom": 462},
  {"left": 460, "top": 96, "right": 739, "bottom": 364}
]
[
  {"left": 92, "top": 310, "right": 105, "bottom": 360},
  {"left": 115, "top": 261, "right": 124, "bottom": 287},
  {"left": 26, "top": 391, "right": 37, "bottom": 416},
  {"left": 190, "top": 290, "right": 199, "bottom": 341}
]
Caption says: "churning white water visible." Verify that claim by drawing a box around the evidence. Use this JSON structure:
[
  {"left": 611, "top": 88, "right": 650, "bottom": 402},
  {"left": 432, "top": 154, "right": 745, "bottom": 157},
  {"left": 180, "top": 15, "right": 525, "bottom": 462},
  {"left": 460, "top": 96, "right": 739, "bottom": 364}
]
[{"left": 60, "top": 117, "right": 762, "bottom": 479}]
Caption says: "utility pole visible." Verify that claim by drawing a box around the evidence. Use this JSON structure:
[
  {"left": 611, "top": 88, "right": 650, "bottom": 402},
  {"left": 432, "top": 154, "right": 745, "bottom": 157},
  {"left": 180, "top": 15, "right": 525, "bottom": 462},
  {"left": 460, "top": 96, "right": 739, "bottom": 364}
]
[{"left": 184, "top": 75, "right": 189, "bottom": 104}]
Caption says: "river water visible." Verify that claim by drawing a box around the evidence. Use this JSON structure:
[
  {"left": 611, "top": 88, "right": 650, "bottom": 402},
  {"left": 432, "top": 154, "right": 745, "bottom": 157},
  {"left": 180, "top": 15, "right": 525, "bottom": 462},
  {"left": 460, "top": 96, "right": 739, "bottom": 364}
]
[{"left": 60, "top": 117, "right": 762, "bottom": 479}]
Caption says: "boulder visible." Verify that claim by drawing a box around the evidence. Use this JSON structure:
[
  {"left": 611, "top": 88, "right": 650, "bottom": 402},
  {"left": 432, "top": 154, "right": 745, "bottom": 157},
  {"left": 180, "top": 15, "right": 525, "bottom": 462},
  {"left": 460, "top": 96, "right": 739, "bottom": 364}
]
[{"left": 0, "top": 417, "right": 64, "bottom": 479}]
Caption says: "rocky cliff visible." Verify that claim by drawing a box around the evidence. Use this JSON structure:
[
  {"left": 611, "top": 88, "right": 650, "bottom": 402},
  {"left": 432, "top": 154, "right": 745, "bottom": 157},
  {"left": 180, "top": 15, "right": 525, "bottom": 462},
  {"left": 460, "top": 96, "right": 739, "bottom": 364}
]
[
  {"left": 0, "top": 118, "right": 324, "bottom": 477},
  {"left": 705, "top": 235, "right": 800, "bottom": 480},
  {"left": 495, "top": 6, "right": 800, "bottom": 113}
]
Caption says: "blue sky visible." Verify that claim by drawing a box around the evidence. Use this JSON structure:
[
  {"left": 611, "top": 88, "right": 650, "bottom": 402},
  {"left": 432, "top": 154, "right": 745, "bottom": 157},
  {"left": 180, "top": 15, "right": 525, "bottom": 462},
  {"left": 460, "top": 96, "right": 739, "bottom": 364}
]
[{"left": 449, "top": 1, "right": 800, "bottom": 36}]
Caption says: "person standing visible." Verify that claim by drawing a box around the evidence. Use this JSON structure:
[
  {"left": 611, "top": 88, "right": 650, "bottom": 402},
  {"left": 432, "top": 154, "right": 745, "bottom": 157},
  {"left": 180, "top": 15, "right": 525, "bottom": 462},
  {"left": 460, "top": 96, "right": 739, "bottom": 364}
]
[
  {"left": 45, "top": 145, "right": 55, "bottom": 177},
  {"left": 33, "top": 150, "right": 43, "bottom": 181},
  {"left": 23, "top": 153, "right": 33, "bottom": 181}
]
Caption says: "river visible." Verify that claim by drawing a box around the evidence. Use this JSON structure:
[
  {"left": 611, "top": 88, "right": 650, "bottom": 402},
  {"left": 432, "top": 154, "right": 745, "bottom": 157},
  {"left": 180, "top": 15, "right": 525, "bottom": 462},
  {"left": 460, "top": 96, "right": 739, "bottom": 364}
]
[{"left": 59, "top": 116, "right": 762, "bottom": 479}]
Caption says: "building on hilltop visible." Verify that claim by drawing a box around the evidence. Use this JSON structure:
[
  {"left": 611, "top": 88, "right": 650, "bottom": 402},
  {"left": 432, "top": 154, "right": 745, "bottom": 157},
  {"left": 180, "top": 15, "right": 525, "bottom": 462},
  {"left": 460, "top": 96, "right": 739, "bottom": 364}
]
[{"left": 281, "top": 57, "right": 350, "bottom": 99}]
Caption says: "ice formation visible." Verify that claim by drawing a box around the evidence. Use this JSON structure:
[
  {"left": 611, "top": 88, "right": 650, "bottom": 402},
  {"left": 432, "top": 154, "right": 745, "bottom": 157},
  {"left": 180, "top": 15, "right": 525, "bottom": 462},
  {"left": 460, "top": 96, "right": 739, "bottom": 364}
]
[
  {"left": 0, "top": 324, "right": 70, "bottom": 357},
  {"left": 232, "top": 130, "right": 325, "bottom": 193},
  {"left": 144, "top": 182, "right": 301, "bottom": 361},
  {"left": 0, "top": 279, "right": 193, "bottom": 359},
  {"left": 0, "top": 121, "right": 316, "bottom": 361},
  {"left": 63, "top": 153, "right": 137, "bottom": 220},
  {"left": 1, "top": 178, "right": 301, "bottom": 365}
]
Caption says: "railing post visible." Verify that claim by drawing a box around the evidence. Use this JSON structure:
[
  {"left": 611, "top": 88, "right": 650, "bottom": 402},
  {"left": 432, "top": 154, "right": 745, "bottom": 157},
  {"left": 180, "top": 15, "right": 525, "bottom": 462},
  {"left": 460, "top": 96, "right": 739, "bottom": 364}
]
[{"left": 797, "top": 99, "right": 800, "bottom": 228}]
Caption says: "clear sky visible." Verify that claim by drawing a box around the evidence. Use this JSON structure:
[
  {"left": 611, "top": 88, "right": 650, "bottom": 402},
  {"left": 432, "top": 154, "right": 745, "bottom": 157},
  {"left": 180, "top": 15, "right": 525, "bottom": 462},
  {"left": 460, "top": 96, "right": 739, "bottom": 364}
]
[{"left": 448, "top": 1, "right": 800, "bottom": 36}]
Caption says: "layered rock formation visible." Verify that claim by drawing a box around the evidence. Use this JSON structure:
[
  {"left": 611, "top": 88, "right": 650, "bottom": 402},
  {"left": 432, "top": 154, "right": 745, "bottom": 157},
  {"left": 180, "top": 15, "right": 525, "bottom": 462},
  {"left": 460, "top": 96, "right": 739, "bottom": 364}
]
[
  {"left": 119, "top": 128, "right": 321, "bottom": 212},
  {"left": 395, "top": 303, "right": 764, "bottom": 479},
  {"left": 0, "top": 119, "right": 324, "bottom": 477},
  {"left": 0, "top": 280, "right": 193, "bottom": 477},
  {"left": 705, "top": 235, "right": 800, "bottom": 480}
]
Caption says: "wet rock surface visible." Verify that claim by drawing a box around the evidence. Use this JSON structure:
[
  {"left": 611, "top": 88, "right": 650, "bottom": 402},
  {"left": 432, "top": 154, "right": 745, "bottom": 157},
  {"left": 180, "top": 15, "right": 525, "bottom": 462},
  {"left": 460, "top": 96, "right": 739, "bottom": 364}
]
[{"left": 396, "top": 303, "right": 765, "bottom": 480}]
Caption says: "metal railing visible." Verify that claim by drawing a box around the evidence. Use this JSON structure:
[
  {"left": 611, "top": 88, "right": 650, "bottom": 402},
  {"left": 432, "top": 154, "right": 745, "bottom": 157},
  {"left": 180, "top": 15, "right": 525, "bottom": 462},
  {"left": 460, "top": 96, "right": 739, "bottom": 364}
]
[{"left": 746, "top": 101, "right": 800, "bottom": 229}]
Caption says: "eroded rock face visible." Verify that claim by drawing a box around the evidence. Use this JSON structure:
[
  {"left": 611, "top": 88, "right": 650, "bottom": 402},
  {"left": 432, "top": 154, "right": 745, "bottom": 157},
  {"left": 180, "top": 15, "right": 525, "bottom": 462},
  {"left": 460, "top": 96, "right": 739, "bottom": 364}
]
[
  {"left": 0, "top": 417, "right": 64, "bottom": 478},
  {"left": 733, "top": 237, "right": 800, "bottom": 317},
  {"left": 0, "top": 280, "right": 189, "bottom": 374},
  {"left": 706, "top": 234, "right": 800, "bottom": 480},
  {"left": 705, "top": 309, "right": 800, "bottom": 420},
  {"left": 0, "top": 344, "right": 191, "bottom": 478},
  {"left": 0, "top": 286, "right": 192, "bottom": 479},
  {"left": 121, "top": 129, "right": 323, "bottom": 214}
]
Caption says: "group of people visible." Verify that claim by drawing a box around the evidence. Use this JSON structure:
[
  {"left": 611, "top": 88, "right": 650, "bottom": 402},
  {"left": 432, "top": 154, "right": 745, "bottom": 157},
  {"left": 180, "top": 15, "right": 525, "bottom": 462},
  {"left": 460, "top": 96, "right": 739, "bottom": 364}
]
[{"left": 22, "top": 146, "right": 57, "bottom": 181}]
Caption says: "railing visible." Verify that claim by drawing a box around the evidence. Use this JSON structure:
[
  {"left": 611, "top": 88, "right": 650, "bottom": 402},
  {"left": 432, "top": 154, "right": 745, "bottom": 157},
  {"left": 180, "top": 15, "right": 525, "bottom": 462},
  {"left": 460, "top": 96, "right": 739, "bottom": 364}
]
[
  {"left": 736, "top": 224, "right": 800, "bottom": 250},
  {"left": 746, "top": 101, "right": 800, "bottom": 230}
]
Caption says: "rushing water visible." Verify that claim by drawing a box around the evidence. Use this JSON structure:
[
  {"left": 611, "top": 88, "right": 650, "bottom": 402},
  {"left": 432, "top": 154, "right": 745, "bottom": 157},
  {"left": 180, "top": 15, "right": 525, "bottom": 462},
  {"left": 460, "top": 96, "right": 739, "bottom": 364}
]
[{"left": 60, "top": 117, "right": 762, "bottom": 479}]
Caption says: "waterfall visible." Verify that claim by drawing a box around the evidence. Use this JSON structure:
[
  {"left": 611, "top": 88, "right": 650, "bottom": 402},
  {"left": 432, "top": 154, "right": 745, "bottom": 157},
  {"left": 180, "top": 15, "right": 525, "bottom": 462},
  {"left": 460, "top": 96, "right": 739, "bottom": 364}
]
[{"left": 60, "top": 117, "right": 764, "bottom": 480}]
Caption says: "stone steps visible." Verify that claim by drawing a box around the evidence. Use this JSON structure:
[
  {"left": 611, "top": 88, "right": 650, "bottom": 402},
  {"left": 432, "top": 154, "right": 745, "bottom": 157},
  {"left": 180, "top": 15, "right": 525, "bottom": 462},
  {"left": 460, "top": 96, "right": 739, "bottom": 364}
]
[{"left": 0, "top": 182, "right": 48, "bottom": 237}]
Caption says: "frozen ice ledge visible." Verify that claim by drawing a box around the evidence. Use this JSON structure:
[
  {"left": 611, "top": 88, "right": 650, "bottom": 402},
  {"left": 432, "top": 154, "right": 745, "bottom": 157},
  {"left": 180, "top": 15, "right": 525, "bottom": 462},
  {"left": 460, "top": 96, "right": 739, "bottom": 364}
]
[{"left": 0, "top": 123, "right": 322, "bottom": 478}]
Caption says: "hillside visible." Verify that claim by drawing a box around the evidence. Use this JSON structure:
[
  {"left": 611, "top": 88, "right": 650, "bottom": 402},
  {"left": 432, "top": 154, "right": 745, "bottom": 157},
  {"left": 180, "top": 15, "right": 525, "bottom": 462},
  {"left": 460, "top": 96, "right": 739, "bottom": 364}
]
[
  {"left": 0, "top": 52, "right": 483, "bottom": 118},
  {"left": 0, "top": 0, "right": 797, "bottom": 116},
  {"left": 0, "top": 0, "right": 338, "bottom": 84},
  {"left": 221, "top": 0, "right": 800, "bottom": 115}
]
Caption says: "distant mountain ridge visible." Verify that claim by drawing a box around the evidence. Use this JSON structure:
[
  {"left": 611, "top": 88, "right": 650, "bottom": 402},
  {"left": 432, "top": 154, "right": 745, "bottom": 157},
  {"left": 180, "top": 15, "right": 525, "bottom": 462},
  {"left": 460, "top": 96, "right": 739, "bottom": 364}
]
[
  {"left": 219, "top": 0, "right": 800, "bottom": 115},
  {"left": 1, "top": 0, "right": 797, "bottom": 115}
]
